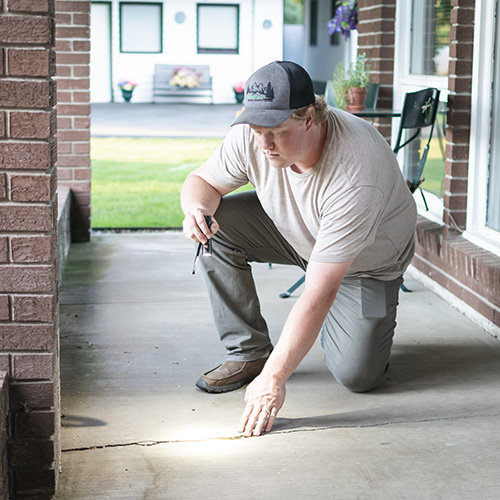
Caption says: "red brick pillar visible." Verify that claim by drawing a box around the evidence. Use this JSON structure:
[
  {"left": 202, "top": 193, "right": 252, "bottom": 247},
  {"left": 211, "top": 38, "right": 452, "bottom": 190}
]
[
  {"left": 357, "top": 0, "right": 396, "bottom": 140},
  {"left": 0, "top": 0, "right": 61, "bottom": 497},
  {"left": 444, "top": 0, "right": 475, "bottom": 233},
  {"left": 55, "top": 0, "right": 91, "bottom": 242}
]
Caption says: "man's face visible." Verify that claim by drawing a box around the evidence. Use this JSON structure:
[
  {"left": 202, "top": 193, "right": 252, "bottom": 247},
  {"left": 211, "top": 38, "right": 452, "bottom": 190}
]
[{"left": 250, "top": 117, "right": 310, "bottom": 169}]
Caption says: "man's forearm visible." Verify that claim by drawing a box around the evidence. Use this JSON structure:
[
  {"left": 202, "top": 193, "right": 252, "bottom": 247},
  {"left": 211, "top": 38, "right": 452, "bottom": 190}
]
[
  {"left": 261, "top": 288, "right": 335, "bottom": 383},
  {"left": 260, "top": 260, "right": 352, "bottom": 385},
  {"left": 180, "top": 172, "right": 222, "bottom": 216}
]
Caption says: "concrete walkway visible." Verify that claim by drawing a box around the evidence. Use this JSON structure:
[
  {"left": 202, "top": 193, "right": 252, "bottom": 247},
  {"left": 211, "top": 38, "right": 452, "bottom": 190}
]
[
  {"left": 55, "top": 231, "right": 500, "bottom": 499},
  {"left": 91, "top": 103, "right": 242, "bottom": 138},
  {"left": 55, "top": 103, "right": 500, "bottom": 498}
]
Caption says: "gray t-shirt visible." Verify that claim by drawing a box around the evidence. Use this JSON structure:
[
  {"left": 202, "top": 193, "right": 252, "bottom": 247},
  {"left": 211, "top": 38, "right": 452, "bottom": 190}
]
[{"left": 205, "top": 108, "right": 417, "bottom": 280}]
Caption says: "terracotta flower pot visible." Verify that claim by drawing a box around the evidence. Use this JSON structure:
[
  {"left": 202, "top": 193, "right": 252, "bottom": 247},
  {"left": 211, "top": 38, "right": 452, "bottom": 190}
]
[{"left": 345, "top": 87, "right": 367, "bottom": 112}]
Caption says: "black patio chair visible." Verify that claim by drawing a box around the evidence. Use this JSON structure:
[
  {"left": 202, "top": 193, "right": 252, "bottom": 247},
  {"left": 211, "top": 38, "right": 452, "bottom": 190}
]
[
  {"left": 393, "top": 87, "right": 441, "bottom": 293},
  {"left": 364, "top": 82, "right": 380, "bottom": 109},
  {"left": 393, "top": 87, "right": 441, "bottom": 209}
]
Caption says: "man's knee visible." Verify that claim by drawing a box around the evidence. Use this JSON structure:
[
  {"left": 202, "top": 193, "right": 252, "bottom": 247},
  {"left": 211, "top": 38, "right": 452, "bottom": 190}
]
[{"left": 328, "top": 361, "right": 388, "bottom": 393}]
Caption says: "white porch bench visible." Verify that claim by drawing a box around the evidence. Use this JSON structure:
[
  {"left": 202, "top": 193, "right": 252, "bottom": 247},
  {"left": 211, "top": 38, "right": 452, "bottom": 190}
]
[{"left": 153, "top": 64, "right": 213, "bottom": 103}]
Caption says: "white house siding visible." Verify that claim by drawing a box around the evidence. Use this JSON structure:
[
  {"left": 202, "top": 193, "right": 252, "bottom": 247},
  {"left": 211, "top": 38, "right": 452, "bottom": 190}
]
[
  {"left": 91, "top": 0, "right": 283, "bottom": 103},
  {"left": 252, "top": 0, "right": 284, "bottom": 71},
  {"left": 302, "top": 0, "right": 350, "bottom": 85}
]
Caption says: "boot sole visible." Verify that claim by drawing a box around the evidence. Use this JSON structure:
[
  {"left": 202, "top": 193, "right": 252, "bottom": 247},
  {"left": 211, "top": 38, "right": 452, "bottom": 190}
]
[{"left": 195, "top": 377, "right": 254, "bottom": 393}]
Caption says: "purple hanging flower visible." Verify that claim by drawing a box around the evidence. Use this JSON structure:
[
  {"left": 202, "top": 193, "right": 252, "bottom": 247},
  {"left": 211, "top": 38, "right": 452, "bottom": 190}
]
[{"left": 327, "top": 0, "right": 358, "bottom": 40}]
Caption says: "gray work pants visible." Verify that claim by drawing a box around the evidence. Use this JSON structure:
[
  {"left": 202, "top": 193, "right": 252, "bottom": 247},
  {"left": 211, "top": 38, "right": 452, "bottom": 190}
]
[{"left": 199, "top": 191, "right": 403, "bottom": 393}]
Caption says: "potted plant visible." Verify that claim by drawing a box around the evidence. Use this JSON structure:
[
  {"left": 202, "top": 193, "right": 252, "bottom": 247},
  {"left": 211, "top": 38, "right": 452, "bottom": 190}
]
[
  {"left": 345, "top": 53, "right": 370, "bottom": 111},
  {"left": 233, "top": 81, "right": 245, "bottom": 103},
  {"left": 327, "top": 54, "right": 370, "bottom": 111},
  {"left": 117, "top": 80, "right": 138, "bottom": 102}
]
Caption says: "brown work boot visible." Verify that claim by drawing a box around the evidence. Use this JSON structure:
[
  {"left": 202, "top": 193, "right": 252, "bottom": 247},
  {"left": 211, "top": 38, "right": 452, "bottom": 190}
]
[{"left": 196, "top": 358, "right": 268, "bottom": 393}]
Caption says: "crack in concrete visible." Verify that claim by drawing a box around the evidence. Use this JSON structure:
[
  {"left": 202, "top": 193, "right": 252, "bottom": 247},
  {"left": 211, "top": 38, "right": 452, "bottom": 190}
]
[
  {"left": 62, "top": 435, "right": 246, "bottom": 453},
  {"left": 61, "top": 411, "right": 500, "bottom": 453}
]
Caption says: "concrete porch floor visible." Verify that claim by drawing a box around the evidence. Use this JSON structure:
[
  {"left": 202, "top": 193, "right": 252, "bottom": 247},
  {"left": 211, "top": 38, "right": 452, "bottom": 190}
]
[{"left": 54, "top": 231, "right": 500, "bottom": 499}]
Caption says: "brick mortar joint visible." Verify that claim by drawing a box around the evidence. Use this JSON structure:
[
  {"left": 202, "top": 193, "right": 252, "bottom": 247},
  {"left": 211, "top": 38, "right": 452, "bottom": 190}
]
[
  {"left": 0, "top": 76, "right": 54, "bottom": 82},
  {"left": 412, "top": 257, "right": 500, "bottom": 311},
  {"left": 0, "top": 13, "right": 52, "bottom": 18},
  {"left": 0, "top": 258, "right": 56, "bottom": 263},
  {"left": 0, "top": 138, "right": 54, "bottom": 144}
]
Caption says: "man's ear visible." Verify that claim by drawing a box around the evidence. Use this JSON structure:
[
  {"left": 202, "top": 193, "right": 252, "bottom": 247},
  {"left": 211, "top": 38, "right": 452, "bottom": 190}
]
[{"left": 305, "top": 108, "right": 315, "bottom": 130}]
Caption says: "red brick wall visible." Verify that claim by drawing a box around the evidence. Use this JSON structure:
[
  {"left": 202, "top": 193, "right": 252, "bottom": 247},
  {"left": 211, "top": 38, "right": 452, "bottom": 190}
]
[
  {"left": 444, "top": 0, "right": 474, "bottom": 232},
  {"left": 55, "top": 0, "right": 91, "bottom": 242},
  {"left": 0, "top": 0, "right": 60, "bottom": 496},
  {"left": 357, "top": 0, "right": 397, "bottom": 140},
  {"left": 411, "top": 1, "right": 500, "bottom": 330},
  {"left": 413, "top": 216, "right": 500, "bottom": 329}
]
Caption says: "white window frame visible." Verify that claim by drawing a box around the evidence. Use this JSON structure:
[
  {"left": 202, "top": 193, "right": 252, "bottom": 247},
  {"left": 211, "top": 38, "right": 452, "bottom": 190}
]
[
  {"left": 393, "top": 0, "right": 450, "bottom": 225},
  {"left": 197, "top": 3, "right": 239, "bottom": 54},
  {"left": 394, "top": 0, "right": 450, "bottom": 93},
  {"left": 464, "top": 0, "right": 500, "bottom": 257},
  {"left": 119, "top": 2, "right": 163, "bottom": 54}
]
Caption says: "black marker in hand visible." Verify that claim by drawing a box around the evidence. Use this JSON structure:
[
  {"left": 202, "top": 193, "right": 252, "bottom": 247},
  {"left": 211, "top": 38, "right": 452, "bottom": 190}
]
[{"left": 192, "top": 215, "right": 212, "bottom": 274}]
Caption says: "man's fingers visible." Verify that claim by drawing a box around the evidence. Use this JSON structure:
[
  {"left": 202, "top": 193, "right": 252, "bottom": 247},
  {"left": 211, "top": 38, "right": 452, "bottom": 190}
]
[
  {"left": 253, "top": 408, "right": 272, "bottom": 436},
  {"left": 209, "top": 217, "right": 219, "bottom": 235},
  {"left": 243, "top": 405, "right": 262, "bottom": 437},
  {"left": 183, "top": 211, "right": 217, "bottom": 243},
  {"left": 238, "top": 405, "right": 277, "bottom": 437},
  {"left": 196, "top": 214, "right": 218, "bottom": 241},
  {"left": 264, "top": 409, "right": 277, "bottom": 433},
  {"left": 237, "top": 403, "right": 253, "bottom": 433}
]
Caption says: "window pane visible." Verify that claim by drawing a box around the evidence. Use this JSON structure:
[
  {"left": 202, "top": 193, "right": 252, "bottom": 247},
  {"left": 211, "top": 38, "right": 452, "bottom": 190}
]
[
  {"left": 487, "top": 19, "right": 500, "bottom": 232},
  {"left": 120, "top": 3, "right": 162, "bottom": 53},
  {"left": 198, "top": 4, "right": 239, "bottom": 53},
  {"left": 410, "top": 0, "right": 451, "bottom": 76}
]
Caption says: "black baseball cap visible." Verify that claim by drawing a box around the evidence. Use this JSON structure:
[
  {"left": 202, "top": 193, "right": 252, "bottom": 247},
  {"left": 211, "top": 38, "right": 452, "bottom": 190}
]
[{"left": 231, "top": 61, "right": 315, "bottom": 128}]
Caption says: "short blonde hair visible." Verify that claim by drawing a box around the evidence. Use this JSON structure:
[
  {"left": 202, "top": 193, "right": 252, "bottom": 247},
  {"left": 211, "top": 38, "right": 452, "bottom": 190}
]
[{"left": 292, "top": 94, "right": 328, "bottom": 124}]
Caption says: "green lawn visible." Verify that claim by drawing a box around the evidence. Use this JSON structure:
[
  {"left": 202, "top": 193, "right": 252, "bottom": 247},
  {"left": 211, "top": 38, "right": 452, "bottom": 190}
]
[
  {"left": 91, "top": 137, "right": 224, "bottom": 228},
  {"left": 91, "top": 134, "right": 446, "bottom": 229},
  {"left": 415, "top": 135, "right": 445, "bottom": 198}
]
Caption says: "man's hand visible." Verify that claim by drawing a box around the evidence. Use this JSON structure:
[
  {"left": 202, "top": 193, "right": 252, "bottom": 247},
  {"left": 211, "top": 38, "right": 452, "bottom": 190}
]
[
  {"left": 180, "top": 165, "right": 233, "bottom": 244},
  {"left": 237, "top": 373, "right": 286, "bottom": 437},
  {"left": 182, "top": 208, "right": 219, "bottom": 244}
]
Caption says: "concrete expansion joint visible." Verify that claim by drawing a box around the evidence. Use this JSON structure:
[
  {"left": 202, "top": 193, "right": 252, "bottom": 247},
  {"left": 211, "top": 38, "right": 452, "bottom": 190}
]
[{"left": 61, "top": 411, "right": 500, "bottom": 453}]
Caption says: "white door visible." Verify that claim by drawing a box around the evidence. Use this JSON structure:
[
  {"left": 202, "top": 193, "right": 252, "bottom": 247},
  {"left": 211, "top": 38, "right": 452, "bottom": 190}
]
[{"left": 90, "top": 2, "right": 112, "bottom": 103}]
